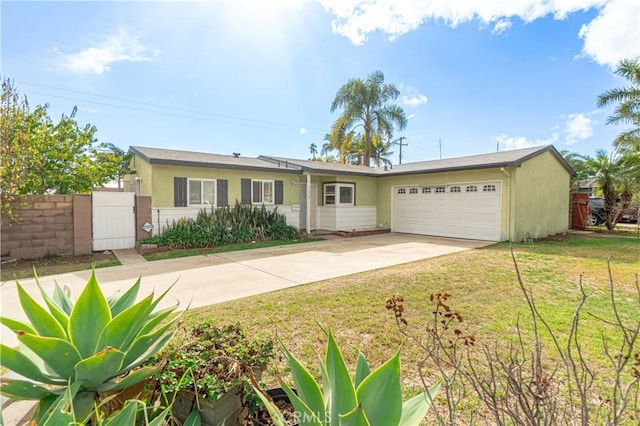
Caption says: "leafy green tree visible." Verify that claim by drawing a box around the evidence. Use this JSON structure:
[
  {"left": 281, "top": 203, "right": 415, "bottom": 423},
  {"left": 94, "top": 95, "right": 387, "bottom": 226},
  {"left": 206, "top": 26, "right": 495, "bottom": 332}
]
[
  {"left": 597, "top": 58, "right": 640, "bottom": 150},
  {"left": 330, "top": 71, "right": 407, "bottom": 167},
  {"left": 1, "top": 79, "right": 122, "bottom": 217},
  {"left": 1, "top": 79, "right": 34, "bottom": 218}
]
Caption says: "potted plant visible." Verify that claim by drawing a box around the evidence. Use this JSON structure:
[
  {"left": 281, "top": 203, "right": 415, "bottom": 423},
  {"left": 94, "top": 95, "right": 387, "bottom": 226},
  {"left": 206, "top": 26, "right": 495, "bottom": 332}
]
[{"left": 152, "top": 320, "right": 275, "bottom": 426}]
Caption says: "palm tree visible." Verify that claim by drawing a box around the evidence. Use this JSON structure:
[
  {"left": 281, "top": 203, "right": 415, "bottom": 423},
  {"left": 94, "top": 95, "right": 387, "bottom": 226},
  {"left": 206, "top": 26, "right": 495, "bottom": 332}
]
[
  {"left": 559, "top": 150, "right": 588, "bottom": 190},
  {"left": 597, "top": 58, "right": 640, "bottom": 150},
  {"left": 309, "top": 143, "right": 318, "bottom": 160},
  {"left": 583, "top": 150, "right": 630, "bottom": 230},
  {"left": 330, "top": 71, "right": 407, "bottom": 167},
  {"left": 104, "top": 143, "right": 134, "bottom": 190},
  {"left": 371, "top": 135, "right": 394, "bottom": 167}
]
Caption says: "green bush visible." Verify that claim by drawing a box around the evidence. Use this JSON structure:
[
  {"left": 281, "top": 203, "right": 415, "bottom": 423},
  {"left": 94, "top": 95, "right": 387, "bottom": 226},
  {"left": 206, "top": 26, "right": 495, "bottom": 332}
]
[{"left": 145, "top": 202, "right": 299, "bottom": 249}]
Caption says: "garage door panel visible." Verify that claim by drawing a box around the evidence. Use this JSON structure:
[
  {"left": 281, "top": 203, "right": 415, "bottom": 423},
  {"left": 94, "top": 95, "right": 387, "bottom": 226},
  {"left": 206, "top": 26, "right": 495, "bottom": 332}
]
[{"left": 392, "top": 182, "right": 501, "bottom": 241}]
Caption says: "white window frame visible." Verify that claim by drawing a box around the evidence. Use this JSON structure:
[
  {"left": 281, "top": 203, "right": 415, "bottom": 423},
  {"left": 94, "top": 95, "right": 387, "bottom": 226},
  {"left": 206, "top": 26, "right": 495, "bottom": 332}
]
[
  {"left": 252, "top": 179, "right": 274, "bottom": 205},
  {"left": 188, "top": 178, "right": 216, "bottom": 206},
  {"left": 324, "top": 183, "right": 355, "bottom": 206}
]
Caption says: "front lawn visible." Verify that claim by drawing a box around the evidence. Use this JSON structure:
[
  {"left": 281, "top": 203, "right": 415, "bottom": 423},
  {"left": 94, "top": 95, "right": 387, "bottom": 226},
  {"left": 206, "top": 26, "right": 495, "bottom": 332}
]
[{"left": 185, "top": 233, "right": 639, "bottom": 423}]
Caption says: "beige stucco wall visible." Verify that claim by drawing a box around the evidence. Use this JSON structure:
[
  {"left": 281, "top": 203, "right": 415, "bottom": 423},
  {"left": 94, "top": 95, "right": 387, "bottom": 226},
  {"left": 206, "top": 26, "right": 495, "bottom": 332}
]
[
  {"left": 311, "top": 175, "right": 378, "bottom": 206},
  {"left": 123, "top": 154, "right": 153, "bottom": 196},
  {"left": 128, "top": 151, "right": 570, "bottom": 240},
  {"left": 377, "top": 168, "right": 511, "bottom": 238},
  {"left": 512, "top": 151, "right": 570, "bottom": 240},
  {"left": 133, "top": 157, "right": 299, "bottom": 207}
]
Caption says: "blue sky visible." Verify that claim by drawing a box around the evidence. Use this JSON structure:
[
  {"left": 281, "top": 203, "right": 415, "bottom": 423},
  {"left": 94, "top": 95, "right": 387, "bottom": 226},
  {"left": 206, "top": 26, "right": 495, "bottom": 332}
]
[{"left": 2, "top": 0, "right": 639, "bottom": 164}]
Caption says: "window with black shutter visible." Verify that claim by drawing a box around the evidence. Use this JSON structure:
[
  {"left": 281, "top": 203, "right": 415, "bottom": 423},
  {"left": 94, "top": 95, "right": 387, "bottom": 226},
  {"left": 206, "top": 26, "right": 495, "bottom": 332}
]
[
  {"left": 275, "top": 180, "right": 283, "bottom": 205},
  {"left": 217, "top": 179, "right": 228, "bottom": 207},
  {"left": 241, "top": 179, "right": 252, "bottom": 204},
  {"left": 174, "top": 177, "right": 187, "bottom": 207}
]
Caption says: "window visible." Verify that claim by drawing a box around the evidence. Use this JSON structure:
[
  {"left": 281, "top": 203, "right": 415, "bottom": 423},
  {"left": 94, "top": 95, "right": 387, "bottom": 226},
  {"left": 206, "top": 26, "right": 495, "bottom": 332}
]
[
  {"left": 483, "top": 184, "right": 496, "bottom": 192},
  {"left": 252, "top": 180, "right": 274, "bottom": 204},
  {"left": 466, "top": 185, "right": 478, "bottom": 192},
  {"left": 409, "top": 188, "right": 418, "bottom": 194},
  {"left": 397, "top": 188, "right": 406, "bottom": 194},
  {"left": 188, "top": 179, "right": 216, "bottom": 206},
  {"left": 324, "top": 183, "right": 354, "bottom": 206},
  {"left": 435, "top": 186, "right": 446, "bottom": 193},
  {"left": 422, "top": 187, "right": 431, "bottom": 194},
  {"left": 450, "top": 186, "right": 461, "bottom": 193}
]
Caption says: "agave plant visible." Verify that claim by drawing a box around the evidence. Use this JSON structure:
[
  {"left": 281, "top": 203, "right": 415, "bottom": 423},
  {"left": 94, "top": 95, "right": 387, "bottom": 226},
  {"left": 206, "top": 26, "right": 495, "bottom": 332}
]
[
  {"left": 0, "top": 271, "right": 180, "bottom": 422},
  {"left": 252, "top": 329, "right": 441, "bottom": 426},
  {"left": 35, "top": 381, "right": 173, "bottom": 426}
]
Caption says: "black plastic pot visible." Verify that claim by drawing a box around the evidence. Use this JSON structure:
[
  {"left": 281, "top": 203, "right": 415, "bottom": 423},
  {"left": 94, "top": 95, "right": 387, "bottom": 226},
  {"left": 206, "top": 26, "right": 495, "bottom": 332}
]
[{"left": 251, "top": 388, "right": 296, "bottom": 426}]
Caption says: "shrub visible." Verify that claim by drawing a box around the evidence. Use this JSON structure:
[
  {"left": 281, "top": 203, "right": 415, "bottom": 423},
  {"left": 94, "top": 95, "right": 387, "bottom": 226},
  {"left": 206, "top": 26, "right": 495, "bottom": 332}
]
[{"left": 148, "top": 202, "right": 299, "bottom": 249}]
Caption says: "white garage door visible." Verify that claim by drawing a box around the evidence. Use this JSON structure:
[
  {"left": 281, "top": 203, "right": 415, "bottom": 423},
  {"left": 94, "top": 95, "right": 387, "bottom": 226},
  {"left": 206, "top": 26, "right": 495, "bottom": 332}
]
[{"left": 392, "top": 182, "right": 502, "bottom": 241}]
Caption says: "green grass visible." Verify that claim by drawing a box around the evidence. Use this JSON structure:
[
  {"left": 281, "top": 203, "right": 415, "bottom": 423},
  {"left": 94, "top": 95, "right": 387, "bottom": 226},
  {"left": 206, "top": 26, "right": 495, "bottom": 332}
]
[
  {"left": 183, "top": 233, "right": 639, "bottom": 422},
  {"left": 142, "top": 237, "right": 324, "bottom": 261}
]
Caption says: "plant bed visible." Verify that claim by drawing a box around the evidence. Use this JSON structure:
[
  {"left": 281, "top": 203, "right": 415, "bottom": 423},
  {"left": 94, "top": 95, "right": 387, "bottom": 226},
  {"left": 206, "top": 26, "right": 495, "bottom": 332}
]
[{"left": 151, "top": 321, "right": 275, "bottom": 425}]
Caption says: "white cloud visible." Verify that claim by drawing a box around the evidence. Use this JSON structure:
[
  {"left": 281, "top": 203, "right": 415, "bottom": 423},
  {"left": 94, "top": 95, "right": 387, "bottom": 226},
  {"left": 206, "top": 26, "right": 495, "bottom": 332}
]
[
  {"left": 299, "top": 127, "right": 307, "bottom": 134},
  {"left": 400, "top": 87, "right": 428, "bottom": 107},
  {"left": 407, "top": 113, "right": 416, "bottom": 119},
  {"left": 62, "top": 30, "right": 157, "bottom": 74},
  {"left": 497, "top": 110, "right": 596, "bottom": 151},
  {"left": 315, "top": 0, "right": 637, "bottom": 66},
  {"left": 578, "top": 0, "right": 640, "bottom": 67},
  {"left": 563, "top": 112, "right": 594, "bottom": 144},
  {"left": 402, "top": 94, "right": 428, "bottom": 107},
  {"left": 496, "top": 133, "right": 555, "bottom": 151},
  {"left": 492, "top": 19, "right": 512, "bottom": 35}
]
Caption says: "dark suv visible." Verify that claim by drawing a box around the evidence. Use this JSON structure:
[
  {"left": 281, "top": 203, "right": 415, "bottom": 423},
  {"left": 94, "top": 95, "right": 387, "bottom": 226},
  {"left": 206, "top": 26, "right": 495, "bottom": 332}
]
[
  {"left": 587, "top": 197, "right": 605, "bottom": 225},
  {"left": 588, "top": 196, "right": 639, "bottom": 225}
]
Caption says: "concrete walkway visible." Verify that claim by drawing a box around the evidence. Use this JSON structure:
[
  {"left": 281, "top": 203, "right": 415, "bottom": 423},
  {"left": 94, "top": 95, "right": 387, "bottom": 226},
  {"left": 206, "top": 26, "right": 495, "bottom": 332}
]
[{"left": 112, "top": 248, "right": 147, "bottom": 264}]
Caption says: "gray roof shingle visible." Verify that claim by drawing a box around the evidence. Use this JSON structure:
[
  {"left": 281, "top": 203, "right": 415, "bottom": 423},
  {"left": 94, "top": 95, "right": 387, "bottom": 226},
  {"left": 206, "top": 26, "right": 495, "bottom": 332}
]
[
  {"left": 130, "top": 144, "right": 573, "bottom": 177},
  {"left": 129, "top": 146, "right": 301, "bottom": 173},
  {"left": 376, "top": 145, "right": 574, "bottom": 176}
]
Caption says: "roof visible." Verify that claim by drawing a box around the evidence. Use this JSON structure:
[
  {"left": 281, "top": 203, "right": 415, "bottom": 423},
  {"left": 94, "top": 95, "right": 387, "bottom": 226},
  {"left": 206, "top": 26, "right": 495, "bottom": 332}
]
[
  {"left": 258, "top": 155, "right": 379, "bottom": 176},
  {"left": 130, "top": 144, "right": 574, "bottom": 177},
  {"left": 129, "top": 146, "right": 300, "bottom": 174},
  {"left": 377, "top": 145, "right": 575, "bottom": 176}
]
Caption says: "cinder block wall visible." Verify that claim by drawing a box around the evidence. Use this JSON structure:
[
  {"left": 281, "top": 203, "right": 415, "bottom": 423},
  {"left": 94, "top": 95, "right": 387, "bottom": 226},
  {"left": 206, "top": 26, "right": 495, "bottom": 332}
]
[{"left": 1, "top": 195, "right": 92, "bottom": 259}]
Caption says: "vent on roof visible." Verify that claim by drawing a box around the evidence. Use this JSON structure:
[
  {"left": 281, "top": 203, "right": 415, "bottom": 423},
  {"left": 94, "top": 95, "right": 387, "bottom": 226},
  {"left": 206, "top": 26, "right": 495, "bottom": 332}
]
[{"left": 232, "top": 152, "right": 241, "bottom": 158}]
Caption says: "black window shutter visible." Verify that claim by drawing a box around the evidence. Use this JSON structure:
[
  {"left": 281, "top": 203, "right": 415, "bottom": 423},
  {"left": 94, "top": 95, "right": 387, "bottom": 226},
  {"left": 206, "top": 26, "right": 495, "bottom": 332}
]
[
  {"left": 241, "top": 179, "right": 252, "bottom": 204},
  {"left": 217, "top": 179, "right": 228, "bottom": 207},
  {"left": 275, "top": 180, "right": 284, "bottom": 205},
  {"left": 174, "top": 177, "right": 187, "bottom": 207}
]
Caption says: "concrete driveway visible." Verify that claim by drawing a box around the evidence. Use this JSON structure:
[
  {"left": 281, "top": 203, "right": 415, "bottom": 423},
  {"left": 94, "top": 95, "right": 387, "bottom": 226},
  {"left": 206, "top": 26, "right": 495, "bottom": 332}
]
[{"left": 0, "top": 233, "right": 491, "bottom": 347}]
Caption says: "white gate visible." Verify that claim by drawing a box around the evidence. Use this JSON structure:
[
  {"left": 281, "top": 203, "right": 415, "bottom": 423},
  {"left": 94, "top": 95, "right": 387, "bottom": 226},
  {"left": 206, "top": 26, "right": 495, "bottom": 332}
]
[{"left": 92, "top": 192, "right": 136, "bottom": 251}]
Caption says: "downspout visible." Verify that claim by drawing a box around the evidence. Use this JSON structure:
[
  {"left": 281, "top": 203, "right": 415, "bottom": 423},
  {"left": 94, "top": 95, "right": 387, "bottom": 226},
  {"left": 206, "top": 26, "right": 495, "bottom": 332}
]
[
  {"left": 306, "top": 174, "right": 311, "bottom": 232},
  {"left": 501, "top": 167, "right": 512, "bottom": 242}
]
